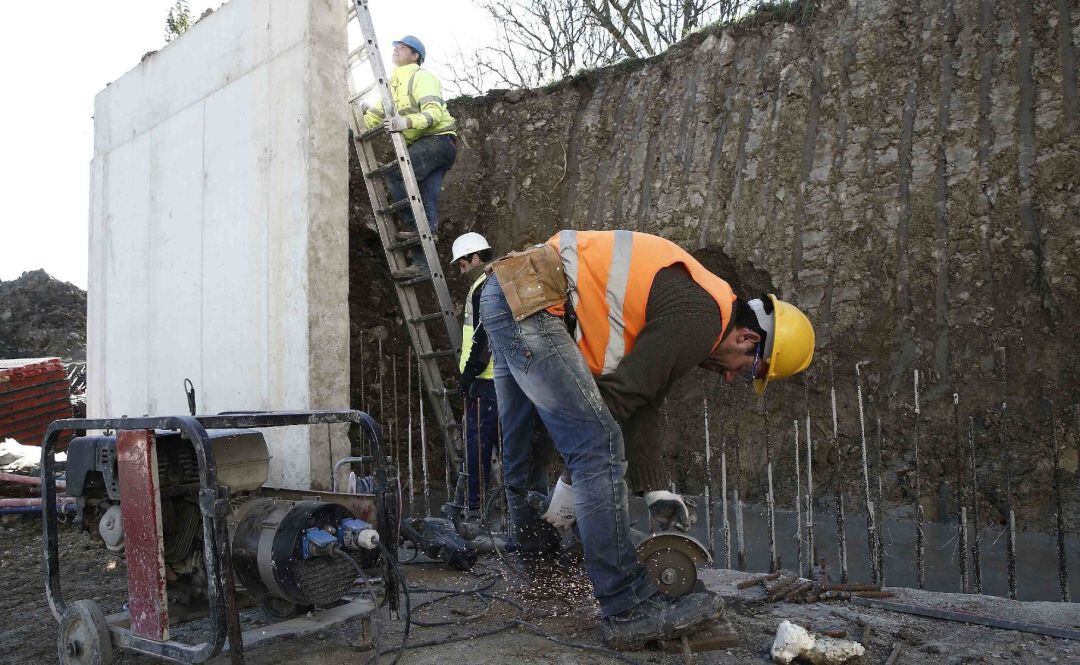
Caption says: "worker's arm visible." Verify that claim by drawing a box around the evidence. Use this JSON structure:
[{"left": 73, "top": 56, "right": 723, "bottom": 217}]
[
  {"left": 461, "top": 286, "right": 492, "bottom": 383},
  {"left": 595, "top": 266, "right": 721, "bottom": 492},
  {"left": 363, "top": 98, "right": 385, "bottom": 129},
  {"left": 401, "top": 70, "right": 450, "bottom": 131}
]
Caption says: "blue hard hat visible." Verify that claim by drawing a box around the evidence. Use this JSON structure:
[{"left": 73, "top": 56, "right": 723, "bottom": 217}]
[{"left": 392, "top": 35, "right": 426, "bottom": 64}]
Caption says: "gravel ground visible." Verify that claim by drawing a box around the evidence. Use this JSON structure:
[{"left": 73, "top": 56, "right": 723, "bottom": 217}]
[{"left": 2, "top": 516, "right": 1078, "bottom": 664}]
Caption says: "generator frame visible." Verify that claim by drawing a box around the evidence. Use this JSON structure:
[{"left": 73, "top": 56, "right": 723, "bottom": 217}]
[{"left": 40, "top": 410, "right": 396, "bottom": 664}]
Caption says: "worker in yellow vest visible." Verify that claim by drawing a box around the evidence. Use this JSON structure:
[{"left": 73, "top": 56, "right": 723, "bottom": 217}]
[
  {"left": 364, "top": 35, "right": 457, "bottom": 279},
  {"left": 451, "top": 233, "right": 499, "bottom": 511},
  {"left": 479, "top": 230, "right": 814, "bottom": 650}
]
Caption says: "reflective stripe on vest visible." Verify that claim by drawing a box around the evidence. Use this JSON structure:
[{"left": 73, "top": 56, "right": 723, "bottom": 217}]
[
  {"left": 547, "top": 230, "right": 736, "bottom": 377},
  {"left": 460, "top": 272, "right": 495, "bottom": 379}
]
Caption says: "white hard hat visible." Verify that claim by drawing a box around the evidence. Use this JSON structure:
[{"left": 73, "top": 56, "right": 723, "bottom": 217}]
[{"left": 450, "top": 232, "right": 491, "bottom": 263}]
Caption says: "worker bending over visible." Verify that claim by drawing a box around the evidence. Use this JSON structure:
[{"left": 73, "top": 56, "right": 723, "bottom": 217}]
[
  {"left": 364, "top": 35, "right": 457, "bottom": 278},
  {"left": 451, "top": 233, "right": 500, "bottom": 511},
  {"left": 479, "top": 230, "right": 814, "bottom": 649}
]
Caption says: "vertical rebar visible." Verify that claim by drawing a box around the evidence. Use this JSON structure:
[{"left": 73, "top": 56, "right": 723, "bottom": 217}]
[
  {"left": 703, "top": 386, "right": 716, "bottom": 558},
  {"left": 959, "top": 506, "right": 970, "bottom": 593},
  {"left": 794, "top": 418, "right": 804, "bottom": 578},
  {"left": 406, "top": 348, "right": 414, "bottom": 516},
  {"left": 720, "top": 391, "right": 731, "bottom": 569},
  {"left": 831, "top": 363, "right": 848, "bottom": 583},
  {"left": 999, "top": 347, "right": 1017, "bottom": 599},
  {"left": 953, "top": 393, "right": 969, "bottom": 593},
  {"left": 377, "top": 335, "right": 385, "bottom": 428},
  {"left": 733, "top": 387, "right": 746, "bottom": 570},
  {"left": 1051, "top": 399, "right": 1071, "bottom": 602},
  {"left": 805, "top": 410, "right": 815, "bottom": 579},
  {"left": 913, "top": 369, "right": 925, "bottom": 589},
  {"left": 875, "top": 415, "right": 886, "bottom": 585},
  {"left": 463, "top": 397, "right": 471, "bottom": 521},
  {"left": 764, "top": 391, "right": 778, "bottom": 573},
  {"left": 359, "top": 329, "right": 365, "bottom": 414},
  {"left": 391, "top": 353, "right": 398, "bottom": 472},
  {"left": 968, "top": 416, "right": 982, "bottom": 594},
  {"left": 419, "top": 352, "right": 431, "bottom": 517},
  {"left": 855, "top": 361, "right": 879, "bottom": 585}
]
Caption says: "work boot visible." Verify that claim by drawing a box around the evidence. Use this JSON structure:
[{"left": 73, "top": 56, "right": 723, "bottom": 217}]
[
  {"left": 395, "top": 230, "right": 419, "bottom": 241},
  {"left": 601, "top": 590, "right": 724, "bottom": 651}
]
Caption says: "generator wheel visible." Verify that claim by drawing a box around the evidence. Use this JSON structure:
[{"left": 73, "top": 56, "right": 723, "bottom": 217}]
[
  {"left": 259, "top": 596, "right": 312, "bottom": 622},
  {"left": 58, "top": 600, "right": 113, "bottom": 665}
]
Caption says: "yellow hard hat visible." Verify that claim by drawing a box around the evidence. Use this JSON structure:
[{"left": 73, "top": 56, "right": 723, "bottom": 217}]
[{"left": 753, "top": 295, "right": 815, "bottom": 395}]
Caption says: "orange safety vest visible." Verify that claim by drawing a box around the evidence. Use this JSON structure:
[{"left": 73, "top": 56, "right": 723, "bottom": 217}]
[{"left": 547, "top": 230, "right": 736, "bottom": 376}]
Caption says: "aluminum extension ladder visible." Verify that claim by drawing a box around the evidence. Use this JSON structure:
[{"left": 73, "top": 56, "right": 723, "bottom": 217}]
[{"left": 345, "top": 0, "right": 462, "bottom": 467}]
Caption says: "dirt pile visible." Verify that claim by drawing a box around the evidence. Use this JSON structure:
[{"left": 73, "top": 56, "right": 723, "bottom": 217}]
[{"left": 0, "top": 270, "right": 86, "bottom": 361}]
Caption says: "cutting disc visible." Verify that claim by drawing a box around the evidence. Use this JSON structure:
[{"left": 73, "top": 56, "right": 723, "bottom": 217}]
[{"left": 635, "top": 532, "right": 711, "bottom": 598}]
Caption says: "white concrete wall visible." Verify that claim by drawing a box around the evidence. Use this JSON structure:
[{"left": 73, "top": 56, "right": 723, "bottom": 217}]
[{"left": 88, "top": 0, "right": 350, "bottom": 490}]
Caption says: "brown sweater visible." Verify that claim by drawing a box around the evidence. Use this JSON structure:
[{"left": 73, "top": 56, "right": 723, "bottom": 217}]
[{"left": 594, "top": 265, "right": 723, "bottom": 493}]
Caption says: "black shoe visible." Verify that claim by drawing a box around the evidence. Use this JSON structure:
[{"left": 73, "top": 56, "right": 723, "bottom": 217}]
[{"left": 601, "top": 590, "right": 724, "bottom": 651}]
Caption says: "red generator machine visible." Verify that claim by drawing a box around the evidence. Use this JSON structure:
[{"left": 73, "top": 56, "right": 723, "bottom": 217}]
[{"left": 41, "top": 410, "right": 399, "bottom": 664}]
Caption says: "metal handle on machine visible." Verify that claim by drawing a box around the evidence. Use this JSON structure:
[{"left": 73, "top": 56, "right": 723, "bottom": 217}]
[{"left": 184, "top": 378, "right": 197, "bottom": 416}]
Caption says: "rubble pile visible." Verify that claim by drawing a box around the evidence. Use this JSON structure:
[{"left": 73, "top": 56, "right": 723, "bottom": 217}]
[{"left": 0, "top": 270, "right": 86, "bottom": 361}]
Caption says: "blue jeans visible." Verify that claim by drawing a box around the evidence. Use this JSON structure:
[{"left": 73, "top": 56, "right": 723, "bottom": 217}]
[
  {"left": 479, "top": 274, "right": 656, "bottom": 617},
  {"left": 386, "top": 134, "right": 457, "bottom": 267},
  {"left": 464, "top": 380, "right": 499, "bottom": 509}
]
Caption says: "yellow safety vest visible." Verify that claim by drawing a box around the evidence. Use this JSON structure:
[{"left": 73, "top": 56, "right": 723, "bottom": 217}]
[
  {"left": 363, "top": 63, "right": 457, "bottom": 144},
  {"left": 460, "top": 272, "right": 495, "bottom": 380}
]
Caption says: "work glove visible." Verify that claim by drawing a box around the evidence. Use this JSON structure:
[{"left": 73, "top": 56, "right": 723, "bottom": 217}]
[
  {"left": 541, "top": 477, "right": 576, "bottom": 529},
  {"left": 645, "top": 490, "right": 697, "bottom": 532},
  {"left": 382, "top": 116, "right": 410, "bottom": 132}
]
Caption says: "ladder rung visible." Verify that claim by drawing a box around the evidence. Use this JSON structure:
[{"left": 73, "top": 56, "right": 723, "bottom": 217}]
[
  {"left": 378, "top": 198, "right": 411, "bottom": 215},
  {"left": 367, "top": 160, "right": 401, "bottom": 179},
  {"left": 399, "top": 273, "right": 434, "bottom": 287},
  {"left": 388, "top": 235, "right": 425, "bottom": 251},
  {"left": 348, "top": 82, "right": 378, "bottom": 106},
  {"left": 358, "top": 124, "right": 387, "bottom": 142},
  {"left": 348, "top": 45, "right": 370, "bottom": 67},
  {"left": 420, "top": 349, "right": 456, "bottom": 360},
  {"left": 408, "top": 312, "right": 444, "bottom": 325}
]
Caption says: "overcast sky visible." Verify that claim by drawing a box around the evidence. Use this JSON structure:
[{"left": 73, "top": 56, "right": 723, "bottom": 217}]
[{"left": 0, "top": 0, "right": 491, "bottom": 288}]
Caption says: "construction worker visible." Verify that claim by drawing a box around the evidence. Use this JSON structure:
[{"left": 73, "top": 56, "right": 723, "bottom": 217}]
[
  {"left": 479, "top": 230, "right": 814, "bottom": 650},
  {"left": 364, "top": 35, "right": 457, "bottom": 278},
  {"left": 451, "top": 232, "right": 499, "bottom": 511}
]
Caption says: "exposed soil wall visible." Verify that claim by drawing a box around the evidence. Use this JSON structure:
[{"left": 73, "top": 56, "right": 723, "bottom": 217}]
[{"left": 349, "top": 0, "right": 1080, "bottom": 529}]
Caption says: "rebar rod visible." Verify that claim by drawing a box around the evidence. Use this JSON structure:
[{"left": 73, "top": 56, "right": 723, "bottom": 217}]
[
  {"left": 831, "top": 363, "right": 848, "bottom": 583},
  {"left": 913, "top": 370, "right": 925, "bottom": 589},
  {"left": 998, "top": 347, "right": 1017, "bottom": 599},
  {"left": 719, "top": 383, "right": 731, "bottom": 569},
  {"left": 794, "top": 418, "right": 804, "bottom": 578},
  {"left": 953, "top": 393, "right": 969, "bottom": 593},
  {"left": 377, "top": 335, "right": 384, "bottom": 426},
  {"left": 968, "top": 416, "right": 982, "bottom": 594},
  {"left": 855, "top": 361, "right": 878, "bottom": 584},
  {"left": 393, "top": 354, "right": 401, "bottom": 472},
  {"left": 463, "top": 396, "right": 471, "bottom": 521},
  {"left": 764, "top": 391, "right": 778, "bottom": 573},
  {"left": 406, "top": 348, "right": 415, "bottom": 515},
  {"left": 419, "top": 352, "right": 431, "bottom": 517},
  {"left": 1051, "top": 399, "right": 1071, "bottom": 602},
  {"left": 875, "top": 415, "right": 886, "bottom": 585},
  {"left": 359, "top": 329, "right": 365, "bottom": 414},
  {"left": 733, "top": 387, "right": 746, "bottom": 570},
  {"left": 703, "top": 386, "right": 715, "bottom": 558},
  {"left": 805, "top": 410, "right": 815, "bottom": 579}
]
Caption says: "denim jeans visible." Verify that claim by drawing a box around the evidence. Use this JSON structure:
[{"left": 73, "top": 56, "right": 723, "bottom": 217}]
[
  {"left": 479, "top": 274, "right": 657, "bottom": 617},
  {"left": 385, "top": 133, "right": 457, "bottom": 267},
  {"left": 464, "top": 379, "right": 499, "bottom": 509}
]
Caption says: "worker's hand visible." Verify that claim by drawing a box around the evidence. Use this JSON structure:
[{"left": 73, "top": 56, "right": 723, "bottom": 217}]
[
  {"left": 383, "top": 116, "right": 410, "bottom": 132},
  {"left": 645, "top": 490, "right": 697, "bottom": 532},
  {"left": 458, "top": 377, "right": 474, "bottom": 398},
  {"left": 541, "top": 478, "right": 575, "bottom": 529}
]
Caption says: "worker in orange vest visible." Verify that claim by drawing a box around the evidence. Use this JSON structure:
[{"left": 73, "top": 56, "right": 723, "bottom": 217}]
[{"left": 479, "top": 230, "right": 814, "bottom": 650}]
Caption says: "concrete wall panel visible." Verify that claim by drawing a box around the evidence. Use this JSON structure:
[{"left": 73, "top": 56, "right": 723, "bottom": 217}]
[{"left": 89, "top": 0, "right": 347, "bottom": 489}]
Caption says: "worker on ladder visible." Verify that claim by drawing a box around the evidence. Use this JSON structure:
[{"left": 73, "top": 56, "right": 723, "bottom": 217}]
[
  {"left": 364, "top": 35, "right": 457, "bottom": 279},
  {"left": 451, "top": 232, "right": 499, "bottom": 512},
  {"left": 479, "top": 230, "right": 815, "bottom": 650}
]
